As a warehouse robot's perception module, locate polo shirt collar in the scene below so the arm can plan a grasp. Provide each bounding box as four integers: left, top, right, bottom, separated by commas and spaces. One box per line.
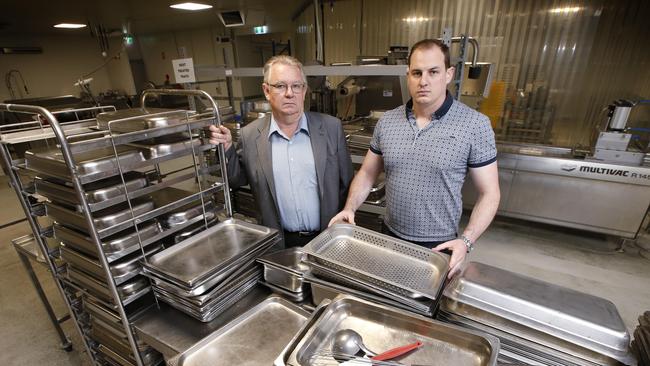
269, 113, 309, 140
405, 89, 453, 122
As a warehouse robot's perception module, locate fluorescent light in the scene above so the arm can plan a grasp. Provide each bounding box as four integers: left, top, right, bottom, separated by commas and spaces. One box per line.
170, 2, 213, 11
549, 6, 581, 14
401, 16, 431, 22
53, 23, 87, 29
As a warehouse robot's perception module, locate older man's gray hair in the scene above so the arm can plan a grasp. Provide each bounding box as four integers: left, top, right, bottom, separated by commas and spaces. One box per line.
263, 55, 307, 84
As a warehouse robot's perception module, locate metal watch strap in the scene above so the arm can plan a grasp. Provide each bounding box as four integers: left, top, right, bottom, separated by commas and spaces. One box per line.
460, 235, 474, 252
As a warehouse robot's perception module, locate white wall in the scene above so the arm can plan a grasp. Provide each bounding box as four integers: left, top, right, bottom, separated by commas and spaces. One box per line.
0, 34, 135, 101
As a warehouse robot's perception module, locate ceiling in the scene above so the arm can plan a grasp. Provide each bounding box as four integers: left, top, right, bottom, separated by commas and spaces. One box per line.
0, 0, 309, 36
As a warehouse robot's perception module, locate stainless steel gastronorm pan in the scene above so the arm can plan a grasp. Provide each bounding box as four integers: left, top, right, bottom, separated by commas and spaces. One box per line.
288, 295, 499, 366
155, 277, 259, 322
96, 108, 184, 130
307, 274, 433, 317
67, 267, 149, 305
127, 135, 205, 159
257, 247, 309, 293
35, 173, 147, 212
306, 259, 435, 314
437, 310, 625, 366
61, 244, 162, 285
169, 296, 310, 366
303, 224, 449, 300
25, 146, 146, 183
53, 222, 161, 263
46, 200, 154, 233
443, 262, 632, 361
145, 236, 278, 296
143, 218, 278, 288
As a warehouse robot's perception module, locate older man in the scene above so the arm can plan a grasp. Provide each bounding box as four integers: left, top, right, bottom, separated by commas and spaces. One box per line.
330, 39, 501, 277
209, 55, 354, 247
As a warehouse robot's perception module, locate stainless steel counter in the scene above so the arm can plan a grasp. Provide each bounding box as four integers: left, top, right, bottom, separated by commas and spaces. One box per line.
463, 143, 650, 238
134, 285, 272, 360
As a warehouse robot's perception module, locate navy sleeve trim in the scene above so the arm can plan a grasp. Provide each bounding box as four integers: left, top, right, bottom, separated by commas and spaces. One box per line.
468, 156, 497, 168
369, 145, 383, 155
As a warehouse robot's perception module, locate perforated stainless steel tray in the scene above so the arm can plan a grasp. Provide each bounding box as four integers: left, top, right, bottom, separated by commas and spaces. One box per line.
46, 200, 153, 232
287, 295, 499, 366
303, 224, 449, 300
443, 262, 634, 364
53, 222, 162, 263
25, 146, 146, 183
143, 218, 278, 288
306, 260, 434, 314
35, 174, 147, 212
168, 296, 310, 366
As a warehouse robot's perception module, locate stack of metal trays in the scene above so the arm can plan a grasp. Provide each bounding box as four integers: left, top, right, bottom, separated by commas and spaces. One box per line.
167, 296, 310, 366
35, 173, 148, 212
347, 132, 373, 155
84, 295, 162, 366
276, 295, 500, 366
438, 262, 637, 365
257, 248, 310, 302
25, 146, 146, 184
302, 224, 448, 316
127, 134, 205, 159
61, 243, 163, 285
142, 218, 280, 322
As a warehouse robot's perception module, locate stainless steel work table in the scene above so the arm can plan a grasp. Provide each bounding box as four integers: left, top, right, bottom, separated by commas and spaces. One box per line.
133, 285, 272, 360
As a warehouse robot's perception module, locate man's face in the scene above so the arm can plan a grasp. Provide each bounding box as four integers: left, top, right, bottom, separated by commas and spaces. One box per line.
262, 63, 306, 119
407, 46, 454, 107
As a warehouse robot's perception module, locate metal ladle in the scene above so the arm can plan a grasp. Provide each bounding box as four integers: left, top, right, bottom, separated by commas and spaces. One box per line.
332, 329, 377, 357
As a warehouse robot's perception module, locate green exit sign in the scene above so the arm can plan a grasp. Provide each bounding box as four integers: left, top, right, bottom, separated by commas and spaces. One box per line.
254, 26, 268, 34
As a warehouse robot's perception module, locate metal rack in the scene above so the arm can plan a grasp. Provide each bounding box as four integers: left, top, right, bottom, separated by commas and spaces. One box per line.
0, 89, 232, 366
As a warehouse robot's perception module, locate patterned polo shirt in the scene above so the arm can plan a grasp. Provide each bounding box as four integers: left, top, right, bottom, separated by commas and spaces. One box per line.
369, 92, 497, 242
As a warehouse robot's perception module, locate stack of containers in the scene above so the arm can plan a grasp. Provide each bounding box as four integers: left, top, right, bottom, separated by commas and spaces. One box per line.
25, 146, 166, 366
142, 219, 280, 322
257, 247, 311, 302
302, 224, 449, 317
438, 262, 637, 365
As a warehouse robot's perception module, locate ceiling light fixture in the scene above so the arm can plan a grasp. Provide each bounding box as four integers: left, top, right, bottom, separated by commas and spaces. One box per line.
53, 23, 87, 29
549, 6, 581, 14
170, 2, 213, 11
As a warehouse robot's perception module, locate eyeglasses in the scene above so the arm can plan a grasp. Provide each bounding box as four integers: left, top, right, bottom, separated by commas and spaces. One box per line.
267, 82, 307, 94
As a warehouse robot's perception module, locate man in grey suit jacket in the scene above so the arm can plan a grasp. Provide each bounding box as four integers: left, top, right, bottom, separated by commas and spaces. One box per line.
209, 55, 354, 247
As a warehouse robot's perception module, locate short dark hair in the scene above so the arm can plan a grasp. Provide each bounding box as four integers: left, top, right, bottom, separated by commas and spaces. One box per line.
408, 39, 451, 69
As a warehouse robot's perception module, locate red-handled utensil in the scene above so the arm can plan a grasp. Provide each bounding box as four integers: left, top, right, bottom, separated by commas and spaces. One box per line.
370, 341, 423, 361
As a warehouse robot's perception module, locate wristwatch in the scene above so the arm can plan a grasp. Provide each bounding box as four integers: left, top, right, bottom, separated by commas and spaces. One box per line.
460, 235, 474, 253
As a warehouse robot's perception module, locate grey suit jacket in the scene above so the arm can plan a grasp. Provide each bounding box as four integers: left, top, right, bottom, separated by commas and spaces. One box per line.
225, 112, 354, 231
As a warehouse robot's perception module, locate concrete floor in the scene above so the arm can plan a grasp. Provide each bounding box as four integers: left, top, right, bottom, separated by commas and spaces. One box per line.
0, 175, 648, 365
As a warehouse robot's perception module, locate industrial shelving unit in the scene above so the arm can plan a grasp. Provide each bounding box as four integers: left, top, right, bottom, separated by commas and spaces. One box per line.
0, 89, 231, 366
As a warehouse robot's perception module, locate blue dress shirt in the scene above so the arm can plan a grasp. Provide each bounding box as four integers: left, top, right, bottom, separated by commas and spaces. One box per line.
269, 114, 320, 232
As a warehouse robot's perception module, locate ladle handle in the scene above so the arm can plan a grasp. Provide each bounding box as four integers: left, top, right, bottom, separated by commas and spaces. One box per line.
371, 341, 423, 361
